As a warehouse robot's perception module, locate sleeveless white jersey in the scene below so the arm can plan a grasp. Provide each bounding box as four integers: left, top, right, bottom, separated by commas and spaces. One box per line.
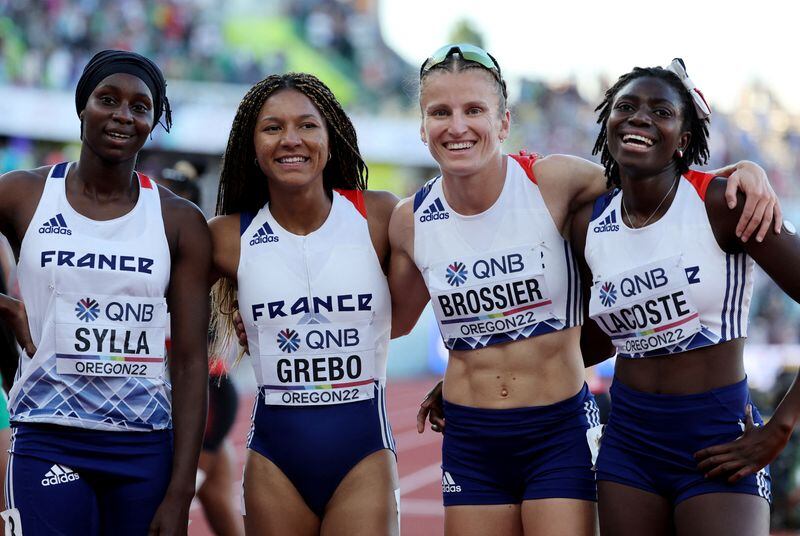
412, 154, 581, 351
237, 190, 391, 407
585, 171, 754, 359
11, 162, 172, 431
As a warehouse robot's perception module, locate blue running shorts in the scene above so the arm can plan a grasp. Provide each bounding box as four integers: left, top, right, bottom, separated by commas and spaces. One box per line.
441, 383, 601, 506
4, 423, 173, 535
596, 378, 771, 505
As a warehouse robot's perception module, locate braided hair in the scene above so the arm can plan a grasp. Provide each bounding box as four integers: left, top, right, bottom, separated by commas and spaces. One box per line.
211, 72, 368, 361
592, 66, 710, 188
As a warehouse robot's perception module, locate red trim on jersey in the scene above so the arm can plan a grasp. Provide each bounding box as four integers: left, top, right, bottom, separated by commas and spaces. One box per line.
509, 151, 540, 184
684, 170, 715, 201
335, 189, 367, 218
138, 173, 153, 189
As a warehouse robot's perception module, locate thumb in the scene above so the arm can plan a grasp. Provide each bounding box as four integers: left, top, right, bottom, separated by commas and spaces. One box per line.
724, 176, 739, 209
744, 404, 756, 431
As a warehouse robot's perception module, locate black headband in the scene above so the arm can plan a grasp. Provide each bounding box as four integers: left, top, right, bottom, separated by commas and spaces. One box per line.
75, 49, 172, 132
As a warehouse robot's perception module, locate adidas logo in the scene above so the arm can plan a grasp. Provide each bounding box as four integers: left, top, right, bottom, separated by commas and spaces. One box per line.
38, 213, 72, 235
249, 221, 279, 246
441, 471, 461, 493
418, 198, 450, 222
593, 210, 619, 233
41, 464, 80, 487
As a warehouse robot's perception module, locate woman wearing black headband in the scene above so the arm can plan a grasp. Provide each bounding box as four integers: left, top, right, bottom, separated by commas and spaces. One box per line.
390, 44, 781, 536
0, 50, 209, 535
570, 60, 800, 536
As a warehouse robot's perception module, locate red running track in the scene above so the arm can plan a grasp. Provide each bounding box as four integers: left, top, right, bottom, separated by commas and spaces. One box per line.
188, 378, 445, 535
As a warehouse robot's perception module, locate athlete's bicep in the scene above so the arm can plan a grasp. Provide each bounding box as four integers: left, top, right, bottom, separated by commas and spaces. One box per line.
208, 214, 240, 283
570, 202, 614, 367
388, 200, 429, 338
168, 204, 212, 362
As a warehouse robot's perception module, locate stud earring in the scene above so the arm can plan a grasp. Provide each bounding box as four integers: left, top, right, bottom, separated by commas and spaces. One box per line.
676, 148, 684, 158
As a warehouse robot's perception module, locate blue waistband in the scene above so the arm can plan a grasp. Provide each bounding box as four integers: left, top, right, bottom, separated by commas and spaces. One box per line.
442, 383, 592, 428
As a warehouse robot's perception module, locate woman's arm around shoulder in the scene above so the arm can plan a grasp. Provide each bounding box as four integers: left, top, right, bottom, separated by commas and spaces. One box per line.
388, 196, 430, 338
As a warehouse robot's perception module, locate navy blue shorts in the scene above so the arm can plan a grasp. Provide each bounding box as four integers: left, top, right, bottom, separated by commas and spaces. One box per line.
441, 383, 601, 506
596, 378, 771, 505
247, 382, 395, 517
4, 423, 173, 535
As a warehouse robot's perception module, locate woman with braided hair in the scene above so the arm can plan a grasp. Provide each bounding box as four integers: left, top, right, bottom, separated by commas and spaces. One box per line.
0, 50, 210, 535
209, 72, 399, 535
570, 59, 800, 535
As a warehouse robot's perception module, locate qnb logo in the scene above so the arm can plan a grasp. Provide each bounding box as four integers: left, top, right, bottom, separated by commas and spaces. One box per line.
441, 471, 461, 493
446, 261, 468, 287
75, 297, 100, 322
277, 328, 301, 353
593, 210, 619, 233
418, 198, 450, 222
599, 281, 617, 307
41, 464, 80, 487
39, 213, 72, 235
250, 221, 279, 246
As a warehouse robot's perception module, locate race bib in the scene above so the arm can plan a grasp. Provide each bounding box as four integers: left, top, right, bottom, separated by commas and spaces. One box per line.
55, 292, 167, 378
256, 321, 375, 406
589, 256, 701, 356
428, 247, 555, 345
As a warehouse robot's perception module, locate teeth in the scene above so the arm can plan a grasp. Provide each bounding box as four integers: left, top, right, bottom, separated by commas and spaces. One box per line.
107, 132, 130, 139
445, 141, 474, 150
277, 156, 307, 163
623, 134, 654, 146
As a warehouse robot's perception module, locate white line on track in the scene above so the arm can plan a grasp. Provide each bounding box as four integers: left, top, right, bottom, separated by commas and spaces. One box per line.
399, 462, 442, 495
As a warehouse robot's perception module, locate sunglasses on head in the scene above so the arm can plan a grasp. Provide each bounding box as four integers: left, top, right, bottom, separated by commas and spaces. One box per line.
419, 43, 503, 79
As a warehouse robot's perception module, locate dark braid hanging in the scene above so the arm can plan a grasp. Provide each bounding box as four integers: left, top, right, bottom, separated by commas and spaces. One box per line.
211, 72, 368, 362
215, 72, 368, 217
592, 66, 711, 188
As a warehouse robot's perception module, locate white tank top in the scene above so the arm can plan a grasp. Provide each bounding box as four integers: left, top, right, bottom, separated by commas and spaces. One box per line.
585, 171, 754, 359
237, 190, 391, 407
12, 162, 172, 431
412, 154, 581, 351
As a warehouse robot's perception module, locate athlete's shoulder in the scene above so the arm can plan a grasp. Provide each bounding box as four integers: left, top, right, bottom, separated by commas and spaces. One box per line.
363, 189, 399, 224
0, 165, 50, 188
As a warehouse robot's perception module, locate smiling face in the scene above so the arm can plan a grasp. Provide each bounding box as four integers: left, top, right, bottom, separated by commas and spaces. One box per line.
253, 88, 330, 191
80, 73, 155, 162
606, 76, 691, 177
419, 69, 510, 178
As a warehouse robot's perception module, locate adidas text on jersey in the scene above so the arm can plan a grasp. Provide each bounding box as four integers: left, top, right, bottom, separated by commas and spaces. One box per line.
250, 221, 279, 246
419, 198, 450, 222
39, 213, 72, 236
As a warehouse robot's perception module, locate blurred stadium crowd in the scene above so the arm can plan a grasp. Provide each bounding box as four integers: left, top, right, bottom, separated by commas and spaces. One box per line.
3, 0, 800, 531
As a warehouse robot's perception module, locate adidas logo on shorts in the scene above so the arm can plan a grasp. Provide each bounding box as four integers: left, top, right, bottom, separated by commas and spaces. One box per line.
250, 221, 279, 246
441, 471, 461, 493
41, 464, 80, 487
39, 213, 72, 235
593, 210, 619, 233
418, 198, 450, 222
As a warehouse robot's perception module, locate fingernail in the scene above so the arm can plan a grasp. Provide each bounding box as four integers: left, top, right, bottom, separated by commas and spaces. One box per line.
728, 202, 735, 209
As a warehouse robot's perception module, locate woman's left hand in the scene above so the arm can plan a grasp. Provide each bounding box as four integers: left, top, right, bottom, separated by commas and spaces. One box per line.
694, 404, 790, 483
712, 160, 782, 243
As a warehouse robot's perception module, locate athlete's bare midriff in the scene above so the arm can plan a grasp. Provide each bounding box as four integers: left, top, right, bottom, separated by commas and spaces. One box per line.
442, 325, 585, 408
614, 338, 747, 395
